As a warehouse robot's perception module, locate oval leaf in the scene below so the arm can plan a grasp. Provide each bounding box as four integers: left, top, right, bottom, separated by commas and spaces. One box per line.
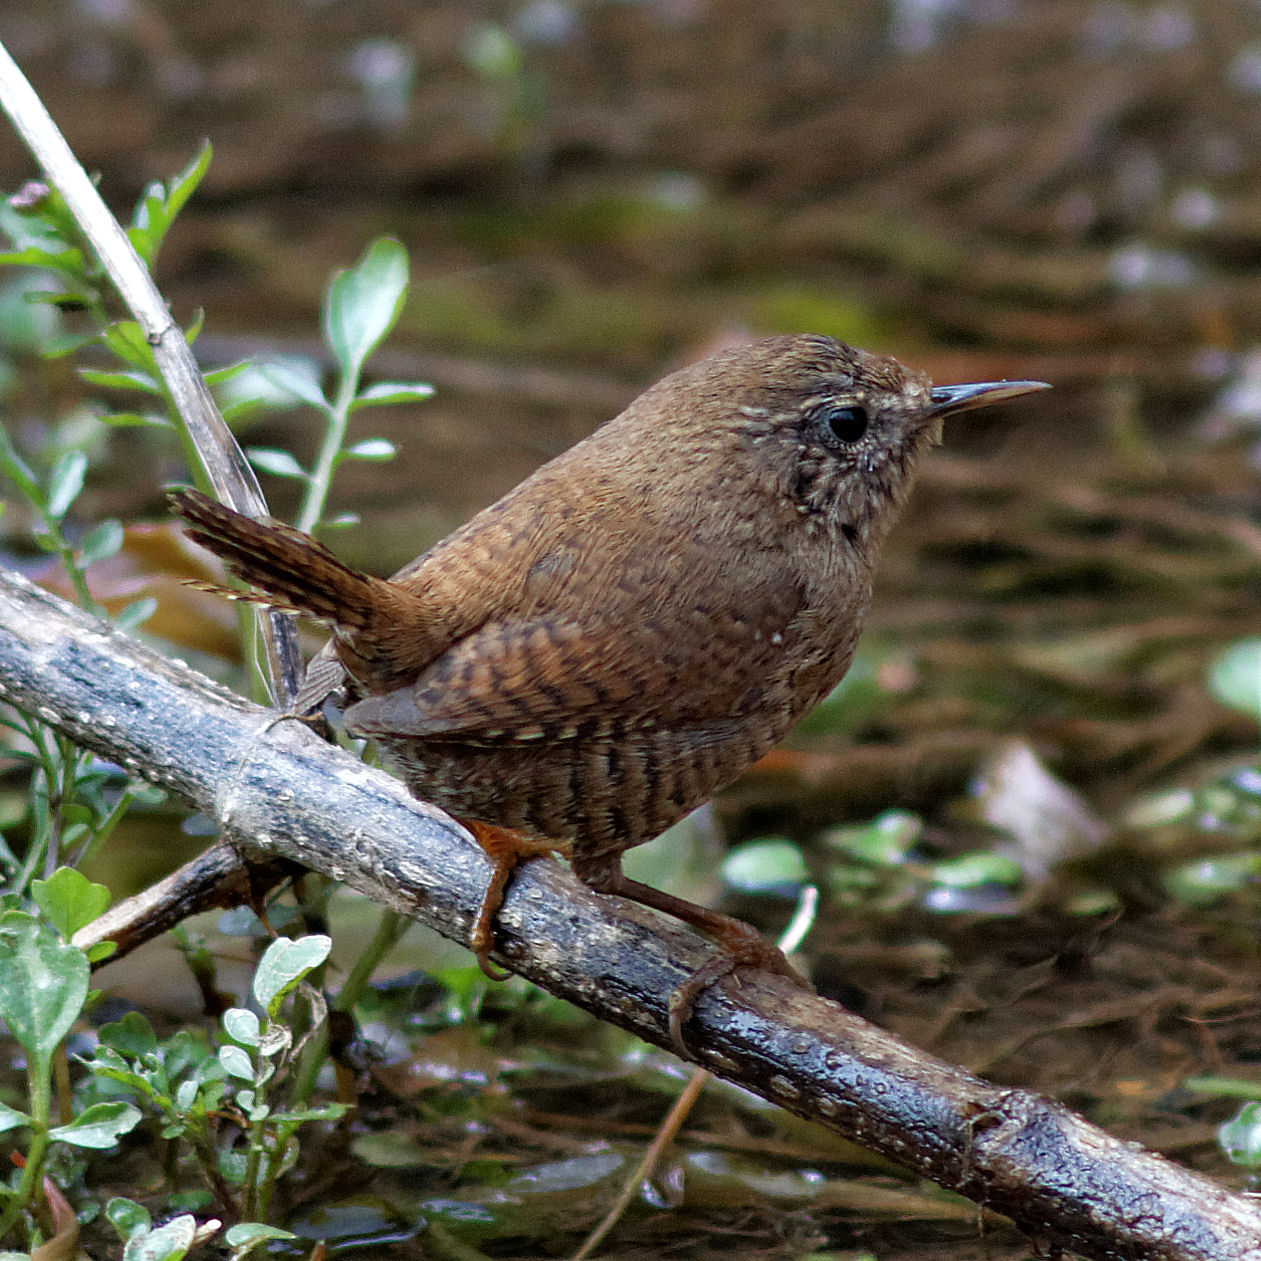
224, 1223, 296, 1247
0, 912, 89, 1063
345, 438, 396, 461
217, 1045, 254, 1082
253, 356, 328, 410
352, 381, 434, 408
122, 1213, 197, 1261
1220, 1101, 1261, 1170
221, 1007, 260, 1047
46, 449, 87, 520
0, 1100, 30, 1134
247, 447, 308, 480
106, 1196, 152, 1241
323, 238, 409, 380
49, 1101, 141, 1149
78, 519, 125, 569
252, 934, 331, 1015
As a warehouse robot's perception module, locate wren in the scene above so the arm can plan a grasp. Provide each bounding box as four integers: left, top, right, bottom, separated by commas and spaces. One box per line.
171, 335, 1046, 1048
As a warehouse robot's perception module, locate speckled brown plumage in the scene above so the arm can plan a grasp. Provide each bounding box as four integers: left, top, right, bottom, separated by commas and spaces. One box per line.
171, 334, 1046, 1049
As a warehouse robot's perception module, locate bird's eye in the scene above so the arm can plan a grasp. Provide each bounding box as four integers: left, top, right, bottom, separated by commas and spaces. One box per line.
819, 404, 869, 444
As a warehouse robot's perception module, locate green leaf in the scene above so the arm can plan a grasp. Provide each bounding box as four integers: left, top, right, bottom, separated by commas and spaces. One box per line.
128, 143, 213, 269
929, 850, 1023, 889
78, 367, 163, 394
0, 244, 85, 277
252, 933, 331, 1016
344, 437, 396, 461
1220, 1101, 1261, 1169
99, 411, 173, 430
217, 1045, 253, 1081
221, 1007, 260, 1047
351, 380, 434, 408
0, 911, 89, 1062
323, 511, 361, 530
99, 1010, 159, 1058
0, 1100, 30, 1134
122, 1213, 197, 1261
89, 1064, 159, 1100
106, 1196, 152, 1242
825, 809, 922, 867
46, 449, 87, 520
163, 143, 214, 227
31, 867, 111, 939
0, 424, 39, 499
102, 321, 159, 374
224, 1222, 295, 1247
49, 1100, 142, 1148
268, 1102, 350, 1124
323, 237, 409, 381
1210, 639, 1261, 726
1165, 853, 1261, 907
219, 1146, 248, 1183
79, 519, 125, 568
118, 597, 158, 630
721, 839, 808, 895
247, 447, 308, 480
202, 359, 251, 387
252, 357, 328, 409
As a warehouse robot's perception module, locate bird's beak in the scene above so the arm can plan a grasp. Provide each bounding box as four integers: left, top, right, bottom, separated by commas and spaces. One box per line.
928, 379, 1050, 417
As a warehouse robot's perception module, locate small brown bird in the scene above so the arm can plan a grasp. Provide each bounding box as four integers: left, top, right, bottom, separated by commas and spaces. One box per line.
171, 335, 1046, 1046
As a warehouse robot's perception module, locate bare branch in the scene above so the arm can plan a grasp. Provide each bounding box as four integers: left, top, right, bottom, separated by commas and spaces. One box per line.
0, 38, 301, 704
0, 568, 1258, 1261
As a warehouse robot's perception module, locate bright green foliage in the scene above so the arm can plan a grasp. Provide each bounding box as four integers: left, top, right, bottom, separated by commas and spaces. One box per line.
32, 866, 110, 941
324, 237, 410, 385
88, 935, 344, 1238
0, 911, 141, 1242
221, 234, 432, 535
127, 143, 213, 270
1218, 1101, 1261, 1171
0, 911, 88, 1070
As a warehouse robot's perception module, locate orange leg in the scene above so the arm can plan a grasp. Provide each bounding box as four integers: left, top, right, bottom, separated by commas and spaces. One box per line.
464, 821, 567, 980
571, 855, 812, 1054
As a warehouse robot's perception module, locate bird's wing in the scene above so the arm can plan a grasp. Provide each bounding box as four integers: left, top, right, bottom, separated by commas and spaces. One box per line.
343, 575, 806, 744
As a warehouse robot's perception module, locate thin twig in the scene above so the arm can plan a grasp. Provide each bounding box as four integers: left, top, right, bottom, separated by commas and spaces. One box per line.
0, 38, 300, 706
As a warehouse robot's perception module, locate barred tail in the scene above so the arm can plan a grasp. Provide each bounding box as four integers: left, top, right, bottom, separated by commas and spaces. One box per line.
168, 487, 384, 630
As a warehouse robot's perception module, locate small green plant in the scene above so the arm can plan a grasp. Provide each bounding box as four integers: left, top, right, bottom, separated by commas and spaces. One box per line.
0, 870, 138, 1245
1173, 639, 1261, 1177
90, 934, 343, 1242
225, 235, 432, 536
0, 145, 430, 1250
0, 876, 343, 1254
821, 809, 1022, 912
1129, 639, 1261, 907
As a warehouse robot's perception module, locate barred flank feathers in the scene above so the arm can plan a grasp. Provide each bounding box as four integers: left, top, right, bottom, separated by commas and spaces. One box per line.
168, 488, 381, 630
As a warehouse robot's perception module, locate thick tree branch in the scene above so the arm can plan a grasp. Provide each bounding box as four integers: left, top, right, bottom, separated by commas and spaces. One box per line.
0, 567, 1258, 1261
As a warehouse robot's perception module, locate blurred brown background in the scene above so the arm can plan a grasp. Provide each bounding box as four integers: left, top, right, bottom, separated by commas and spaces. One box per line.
3, 0, 1258, 564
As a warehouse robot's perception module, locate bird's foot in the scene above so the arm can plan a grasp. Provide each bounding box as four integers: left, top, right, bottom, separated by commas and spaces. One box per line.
464, 820, 566, 980
667, 915, 812, 1054
569, 862, 812, 1057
